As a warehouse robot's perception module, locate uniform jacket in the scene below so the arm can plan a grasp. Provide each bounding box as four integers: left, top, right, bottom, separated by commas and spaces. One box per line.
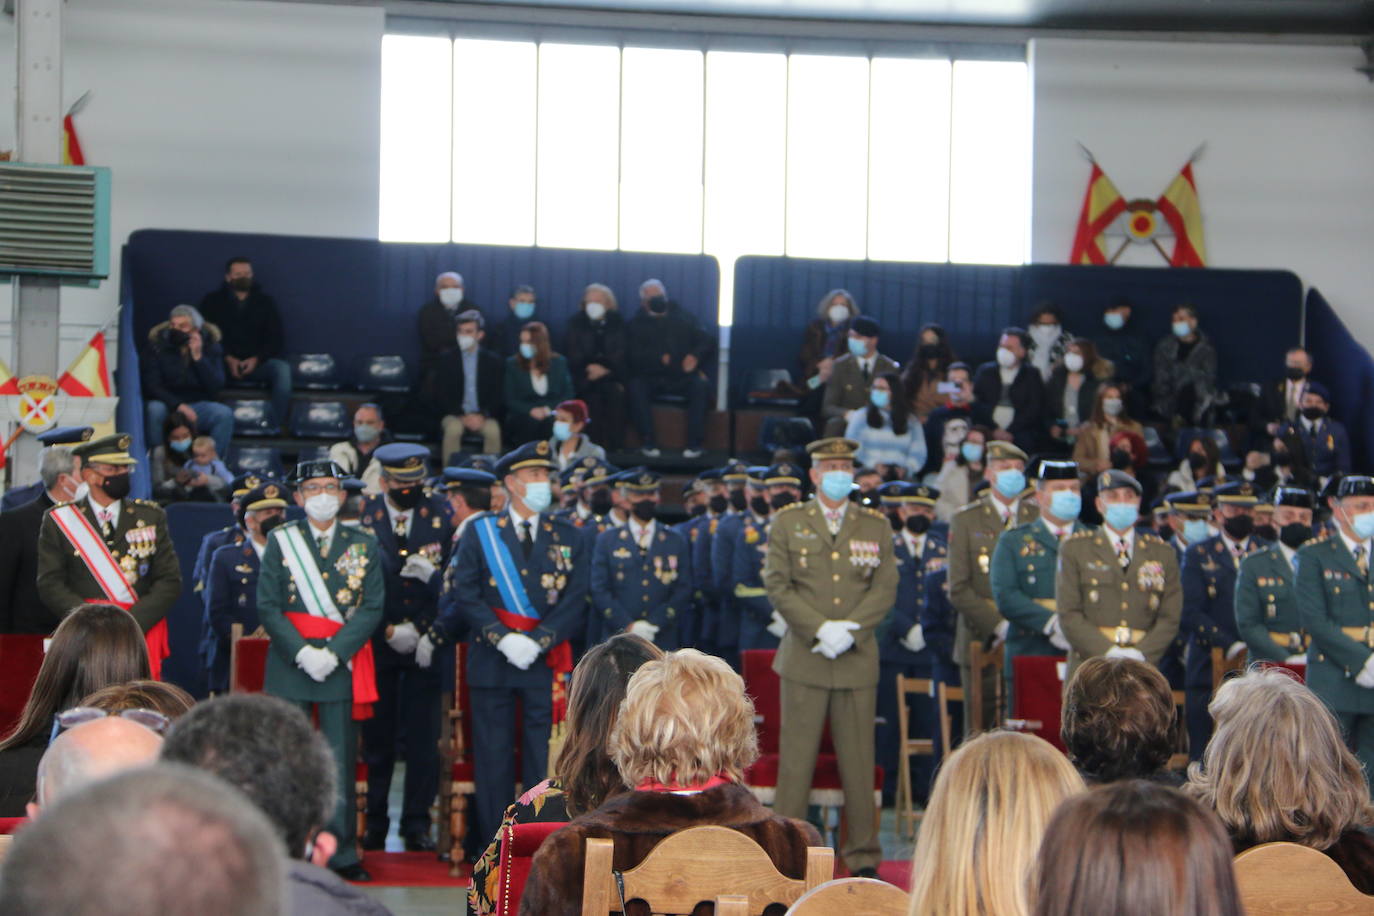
918, 566, 956, 672
1181, 535, 1268, 667
729, 512, 779, 652
0, 481, 42, 513
256, 519, 384, 703
590, 522, 692, 650
1296, 536, 1374, 715
991, 518, 1089, 660
36, 497, 182, 632
202, 540, 264, 693
706, 511, 744, 650
0, 492, 61, 633
947, 493, 1039, 665
1235, 543, 1304, 663
879, 531, 947, 666
821, 353, 900, 424
681, 512, 725, 646
193, 524, 243, 592
360, 493, 455, 637
762, 499, 899, 689
1284, 416, 1352, 479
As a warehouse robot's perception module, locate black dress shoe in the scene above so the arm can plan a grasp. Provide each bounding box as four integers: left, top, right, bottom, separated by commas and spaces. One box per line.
403, 832, 437, 852
332, 864, 372, 883
361, 831, 388, 851
855, 867, 878, 879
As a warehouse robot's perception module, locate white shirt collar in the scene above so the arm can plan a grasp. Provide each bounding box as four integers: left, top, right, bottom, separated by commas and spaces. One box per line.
1338, 527, 1370, 562
1278, 541, 1297, 566
821, 499, 848, 520
509, 505, 539, 543
1041, 517, 1070, 539
310, 520, 337, 545
1109, 526, 1136, 551
630, 518, 656, 542
250, 537, 267, 560
384, 499, 412, 526
904, 531, 925, 556
88, 495, 120, 528
1221, 533, 1251, 555
575, 502, 592, 519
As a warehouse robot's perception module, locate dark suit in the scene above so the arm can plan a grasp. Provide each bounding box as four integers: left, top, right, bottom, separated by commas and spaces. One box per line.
0, 482, 43, 513
589, 522, 692, 650
416, 297, 485, 380
972, 362, 1045, 452
0, 492, 59, 633
201, 540, 263, 693
1249, 377, 1306, 440
821, 353, 900, 437
1285, 417, 1352, 479
565, 311, 629, 450
428, 345, 505, 421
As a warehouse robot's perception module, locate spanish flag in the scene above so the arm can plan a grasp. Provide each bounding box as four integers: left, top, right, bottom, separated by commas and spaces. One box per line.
1156, 161, 1206, 267
57, 331, 112, 398
0, 358, 17, 470
62, 92, 89, 167
1069, 163, 1127, 265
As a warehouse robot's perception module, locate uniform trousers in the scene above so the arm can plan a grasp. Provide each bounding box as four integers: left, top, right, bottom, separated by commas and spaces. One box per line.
1333, 711, 1374, 787
469, 683, 552, 845
290, 699, 360, 868
361, 649, 441, 838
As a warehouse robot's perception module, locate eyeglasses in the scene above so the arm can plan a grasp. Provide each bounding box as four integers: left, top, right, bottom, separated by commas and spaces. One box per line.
300, 482, 341, 496
51, 706, 171, 741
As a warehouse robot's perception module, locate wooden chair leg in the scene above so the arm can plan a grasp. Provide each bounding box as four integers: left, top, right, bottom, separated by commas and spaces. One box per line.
448, 789, 468, 878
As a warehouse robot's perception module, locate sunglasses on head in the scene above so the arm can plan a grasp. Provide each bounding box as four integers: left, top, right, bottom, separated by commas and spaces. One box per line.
50, 706, 171, 743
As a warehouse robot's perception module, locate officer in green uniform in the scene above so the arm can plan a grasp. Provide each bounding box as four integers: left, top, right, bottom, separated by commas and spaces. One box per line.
1235, 486, 1314, 664
762, 437, 898, 877
1056, 469, 1181, 679
990, 460, 1087, 692
947, 440, 1038, 730
1296, 475, 1374, 778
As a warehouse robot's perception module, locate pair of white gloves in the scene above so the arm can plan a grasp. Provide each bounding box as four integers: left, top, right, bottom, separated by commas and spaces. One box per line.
811, 620, 861, 659
496, 632, 542, 670
399, 553, 438, 584
1042, 615, 1071, 652
1356, 654, 1374, 689
295, 645, 340, 682
628, 620, 661, 643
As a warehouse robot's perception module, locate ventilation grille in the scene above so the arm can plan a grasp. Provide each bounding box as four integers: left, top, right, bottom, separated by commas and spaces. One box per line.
0, 162, 110, 280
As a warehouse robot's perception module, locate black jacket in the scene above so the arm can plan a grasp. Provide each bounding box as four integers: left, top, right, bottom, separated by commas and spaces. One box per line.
565, 311, 628, 384
1095, 324, 1151, 390
972, 361, 1045, 450
1043, 368, 1101, 428
625, 306, 714, 380
141, 321, 226, 409
416, 297, 487, 378
197, 284, 284, 362
0, 491, 61, 634
427, 345, 505, 420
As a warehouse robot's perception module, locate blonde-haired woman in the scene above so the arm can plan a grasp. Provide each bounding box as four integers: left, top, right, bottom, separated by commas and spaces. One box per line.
908, 731, 1085, 916
1183, 667, 1374, 892
519, 649, 820, 916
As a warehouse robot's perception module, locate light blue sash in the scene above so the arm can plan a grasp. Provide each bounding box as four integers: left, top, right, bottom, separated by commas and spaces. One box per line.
474, 514, 539, 620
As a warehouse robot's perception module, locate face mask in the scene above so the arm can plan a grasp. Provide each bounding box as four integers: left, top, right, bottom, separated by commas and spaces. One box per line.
918, 343, 942, 361
770, 492, 796, 511
164, 327, 189, 348
708, 494, 729, 515
229, 277, 252, 292
258, 514, 283, 539
1111, 450, 1134, 471
169, 438, 192, 453
820, 471, 853, 502
904, 514, 932, 535
847, 337, 868, 358
590, 490, 615, 516
1279, 522, 1312, 549
514, 301, 536, 320
1157, 522, 1174, 542
1063, 353, 1085, 373
729, 489, 748, 512
994, 469, 1026, 499
1301, 406, 1326, 421
1104, 502, 1139, 532
689, 503, 707, 518
995, 347, 1018, 369
101, 473, 132, 501
1347, 509, 1374, 540
1031, 324, 1060, 342
1049, 490, 1082, 521
389, 486, 422, 510
1222, 514, 1254, 541
1183, 519, 1211, 544
1103, 398, 1124, 417
1187, 452, 1208, 471
1172, 320, 1193, 339
552, 421, 572, 442
1285, 366, 1306, 381
828, 304, 850, 325
1255, 524, 1278, 542
646, 296, 668, 315
520, 481, 552, 513
870, 389, 890, 409
961, 442, 984, 464
304, 492, 341, 523
457, 334, 477, 352
631, 500, 657, 522
749, 495, 771, 516
354, 423, 380, 444
1103, 312, 1125, 330
73, 481, 90, 502
585, 302, 606, 321
438, 288, 463, 308
519, 343, 537, 361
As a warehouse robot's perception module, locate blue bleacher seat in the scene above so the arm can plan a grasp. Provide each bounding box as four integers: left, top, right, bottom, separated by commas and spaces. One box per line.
227, 445, 284, 480
295, 445, 333, 465
358, 355, 411, 393
291, 353, 343, 390
290, 400, 349, 439
231, 399, 277, 437
1142, 426, 1172, 468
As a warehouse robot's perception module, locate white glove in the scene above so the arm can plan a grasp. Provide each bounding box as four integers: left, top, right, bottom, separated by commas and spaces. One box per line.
900, 623, 926, 654
766, 611, 788, 639
1283, 654, 1307, 665
295, 645, 339, 682
992, 619, 1010, 647
628, 620, 661, 643
399, 553, 438, 584
386, 622, 420, 654
811, 641, 840, 660
815, 620, 861, 656
497, 632, 541, 670
1044, 615, 1071, 652
1225, 641, 1247, 661
415, 634, 435, 669
1356, 654, 1374, 689
1104, 647, 1147, 662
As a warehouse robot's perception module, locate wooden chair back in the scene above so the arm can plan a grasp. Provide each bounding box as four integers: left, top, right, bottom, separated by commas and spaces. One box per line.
937, 682, 962, 760
967, 640, 1003, 733
894, 675, 936, 839
0, 834, 11, 866
579, 825, 834, 915
1167, 689, 1190, 771
714, 896, 750, 916
784, 877, 910, 915
1234, 841, 1373, 914
1211, 645, 1247, 693
440, 642, 477, 876
228, 622, 270, 693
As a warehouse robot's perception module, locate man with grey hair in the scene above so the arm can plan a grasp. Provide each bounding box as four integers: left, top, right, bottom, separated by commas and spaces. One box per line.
26, 716, 164, 818
418, 270, 480, 383
430, 308, 505, 459
627, 278, 714, 459
0, 764, 287, 916
141, 302, 234, 456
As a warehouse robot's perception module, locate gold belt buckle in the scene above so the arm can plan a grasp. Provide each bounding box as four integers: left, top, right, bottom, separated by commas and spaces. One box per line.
1114, 625, 1134, 648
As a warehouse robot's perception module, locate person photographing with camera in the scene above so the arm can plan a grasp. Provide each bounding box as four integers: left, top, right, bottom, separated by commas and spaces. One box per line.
140, 304, 234, 458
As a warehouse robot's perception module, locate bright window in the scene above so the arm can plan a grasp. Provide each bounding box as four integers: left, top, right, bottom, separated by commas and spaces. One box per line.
948, 60, 1031, 265
379, 35, 453, 243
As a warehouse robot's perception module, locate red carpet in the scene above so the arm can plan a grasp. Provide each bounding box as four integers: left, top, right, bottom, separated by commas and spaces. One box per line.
357, 852, 472, 888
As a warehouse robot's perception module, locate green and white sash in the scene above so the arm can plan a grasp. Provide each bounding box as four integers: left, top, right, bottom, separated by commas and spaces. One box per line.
274, 524, 344, 624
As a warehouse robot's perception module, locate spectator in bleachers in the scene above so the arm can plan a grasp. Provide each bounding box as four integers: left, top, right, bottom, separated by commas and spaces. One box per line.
1072, 384, 1145, 476
934, 424, 990, 521
1033, 781, 1243, 916
845, 372, 927, 479
637, 278, 698, 327
416, 270, 472, 382
565, 283, 628, 452
151, 413, 227, 503
188, 436, 233, 489
1044, 338, 1113, 456
142, 305, 234, 458
626, 289, 714, 459
1265, 429, 1316, 490
907, 730, 1084, 916
797, 288, 859, 423
505, 321, 574, 446
489, 284, 540, 357
1061, 657, 1177, 785
1026, 303, 1074, 382
1095, 297, 1152, 409
924, 362, 991, 471
550, 399, 605, 472
1281, 381, 1351, 481
431, 309, 505, 461
901, 323, 956, 422
1166, 434, 1226, 493
329, 403, 388, 495
1250, 346, 1312, 441
821, 316, 898, 438
1152, 303, 1219, 426
973, 327, 1045, 453
198, 257, 291, 434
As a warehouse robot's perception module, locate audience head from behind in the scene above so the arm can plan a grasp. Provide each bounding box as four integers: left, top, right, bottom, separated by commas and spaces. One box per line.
1033, 780, 1242, 916
1061, 656, 1175, 784
554, 633, 664, 816
80, 679, 196, 720
581, 282, 618, 322
435, 270, 464, 310
0, 764, 286, 916
30, 714, 164, 817
510, 283, 537, 321
907, 731, 1084, 916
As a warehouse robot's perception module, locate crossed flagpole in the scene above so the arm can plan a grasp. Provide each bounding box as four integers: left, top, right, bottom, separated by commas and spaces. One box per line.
1071, 143, 1207, 267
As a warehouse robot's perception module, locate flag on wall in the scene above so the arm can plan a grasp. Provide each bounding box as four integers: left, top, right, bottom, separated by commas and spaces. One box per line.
1069, 162, 1127, 265
1156, 160, 1206, 267
57, 330, 113, 398
0, 359, 16, 470
61, 91, 91, 166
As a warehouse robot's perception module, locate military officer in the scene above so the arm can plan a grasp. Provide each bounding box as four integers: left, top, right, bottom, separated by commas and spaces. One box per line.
1056, 470, 1181, 680
590, 468, 693, 650
200, 480, 287, 693
990, 460, 1086, 693
947, 440, 1038, 730
358, 443, 455, 853
685, 467, 730, 655
1180, 480, 1268, 758
1296, 475, 1374, 777
191, 473, 259, 593
36, 433, 182, 677
423, 440, 589, 847
1236, 486, 1314, 665
763, 437, 898, 878
730, 463, 805, 653
1157, 489, 1215, 690
705, 459, 752, 662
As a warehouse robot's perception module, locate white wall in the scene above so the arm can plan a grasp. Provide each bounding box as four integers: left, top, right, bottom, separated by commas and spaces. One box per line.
1029, 37, 1374, 350
0, 0, 383, 368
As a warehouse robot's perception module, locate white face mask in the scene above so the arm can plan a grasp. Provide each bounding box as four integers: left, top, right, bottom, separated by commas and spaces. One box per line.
585, 302, 606, 321
438, 288, 463, 308
996, 347, 1019, 369
304, 493, 341, 523
73, 481, 90, 502
457, 334, 477, 352
1030, 324, 1060, 343
1063, 352, 1085, 373
828, 304, 850, 325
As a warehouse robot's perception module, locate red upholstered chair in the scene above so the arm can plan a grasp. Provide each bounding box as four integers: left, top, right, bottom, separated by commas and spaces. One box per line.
1010, 655, 1066, 752
0, 635, 47, 739
494, 820, 565, 915
440, 643, 478, 876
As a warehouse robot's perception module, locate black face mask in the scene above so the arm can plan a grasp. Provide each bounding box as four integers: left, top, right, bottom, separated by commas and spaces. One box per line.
918, 344, 943, 362
1272, 448, 1292, 467
590, 490, 615, 517
229, 277, 252, 292
1285, 366, 1306, 381
689, 503, 707, 518
163, 327, 189, 348
1110, 449, 1134, 470
101, 473, 132, 500
749, 495, 771, 517
888, 513, 903, 532
1187, 452, 1208, 471
1254, 524, 1278, 542
729, 489, 748, 512
769, 492, 796, 511
905, 514, 932, 535
1222, 514, 1255, 541
1301, 406, 1326, 422
389, 486, 422, 510
258, 514, 284, 538
1279, 522, 1312, 549
708, 494, 729, 515
646, 296, 668, 315
631, 500, 657, 522
1156, 522, 1174, 542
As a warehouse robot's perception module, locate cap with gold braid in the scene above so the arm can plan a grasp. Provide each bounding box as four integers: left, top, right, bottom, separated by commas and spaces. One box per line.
805, 437, 860, 463
494, 440, 556, 478
878, 480, 939, 505
985, 440, 1029, 463
242, 481, 288, 513
765, 462, 803, 487
71, 433, 137, 466
374, 442, 430, 484
619, 467, 662, 492
229, 473, 263, 499
1214, 481, 1259, 506
36, 426, 94, 447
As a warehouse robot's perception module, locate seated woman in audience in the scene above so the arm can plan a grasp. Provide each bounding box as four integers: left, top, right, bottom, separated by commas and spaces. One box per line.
79, 680, 196, 720
1044, 338, 1112, 457
796, 289, 859, 422
1071, 383, 1144, 475
565, 283, 628, 452
151, 412, 225, 504
1183, 667, 1374, 893
1166, 434, 1225, 492
505, 321, 574, 446
901, 323, 956, 422
934, 424, 990, 521
548, 399, 605, 472
0, 604, 150, 816
845, 372, 928, 480
908, 730, 1083, 916
520, 649, 821, 916
1034, 780, 1243, 916
1061, 657, 1178, 785
468, 634, 661, 916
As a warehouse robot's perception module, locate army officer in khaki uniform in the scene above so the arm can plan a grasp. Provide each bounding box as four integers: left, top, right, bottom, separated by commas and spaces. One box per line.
762, 437, 898, 877
1057, 469, 1181, 678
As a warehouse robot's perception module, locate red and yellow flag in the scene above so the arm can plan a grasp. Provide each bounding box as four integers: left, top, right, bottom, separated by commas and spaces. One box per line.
1156, 161, 1206, 267
57, 331, 112, 398
1069, 163, 1127, 265
0, 356, 18, 396
62, 113, 85, 166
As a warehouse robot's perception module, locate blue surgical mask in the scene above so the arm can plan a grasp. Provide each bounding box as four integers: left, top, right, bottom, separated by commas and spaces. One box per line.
519, 342, 536, 360
1049, 490, 1082, 521
847, 337, 868, 358
869, 389, 890, 409
354, 423, 380, 444
514, 301, 536, 320
1350, 510, 1374, 541
169, 438, 192, 453
1172, 320, 1193, 339
995, 469, 1026, 499
961, 442, 984, 464
1183, 519, 1210, 544
820, 471, 853, 502
521, 480, 552, 513
1104, 502, 1140, 531
552, 420, 572, 442
1103, 312, 1125, 331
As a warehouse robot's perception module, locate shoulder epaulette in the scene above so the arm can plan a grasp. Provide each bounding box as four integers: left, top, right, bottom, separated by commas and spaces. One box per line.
953, 499, 983, 517
1066, 529, 1096, 541
861, 506, 887, 521
51, 500, 74, 508
1138, 531, 1161, 546
132, 498, 158, 507
776, 501, 807, 516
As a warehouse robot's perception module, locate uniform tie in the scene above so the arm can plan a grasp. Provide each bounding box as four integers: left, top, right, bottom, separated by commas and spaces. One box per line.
316, 532, 330, 557
1356, 544, 1368, 579
824, 508, 843, 536
1116, 538, 1131, 572
1290, 553, 1300, 576
519, 520, 533, 560
394, 513, 409, 539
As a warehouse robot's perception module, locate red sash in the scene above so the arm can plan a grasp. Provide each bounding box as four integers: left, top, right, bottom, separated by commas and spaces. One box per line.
494, 607, 573, 723
285, 612, 379, 720
85, 599, 169, 681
